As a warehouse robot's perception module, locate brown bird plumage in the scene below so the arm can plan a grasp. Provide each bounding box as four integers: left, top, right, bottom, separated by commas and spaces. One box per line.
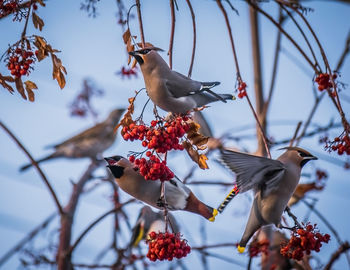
20, 108, 125, 171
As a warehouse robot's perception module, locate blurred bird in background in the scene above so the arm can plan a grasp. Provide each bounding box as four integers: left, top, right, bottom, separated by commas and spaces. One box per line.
129, 206, 179, 248
104, 156, 218, 221
129, 47, 234, 114
219, 147, 317, 253
20, 108, 125, 171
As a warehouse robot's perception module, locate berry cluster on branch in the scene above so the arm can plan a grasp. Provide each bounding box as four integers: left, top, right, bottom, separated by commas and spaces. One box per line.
146, 231, 191, 261
280, 223, 330, 260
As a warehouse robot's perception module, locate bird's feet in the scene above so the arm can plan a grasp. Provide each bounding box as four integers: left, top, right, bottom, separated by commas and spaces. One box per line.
157, 196, 168, 208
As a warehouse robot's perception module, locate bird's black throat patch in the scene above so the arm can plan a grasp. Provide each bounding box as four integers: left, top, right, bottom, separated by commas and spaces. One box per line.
108, 165, 124, 178
300, 159, 310, 168
133, 55, 144, 65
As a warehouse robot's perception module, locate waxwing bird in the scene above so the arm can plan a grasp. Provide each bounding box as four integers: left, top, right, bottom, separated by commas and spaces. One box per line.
129, 47, 234, 114
104, 156, 218, 221
20, 108, 125, 171
129, 206, 179, 248
219, 147, 317, 253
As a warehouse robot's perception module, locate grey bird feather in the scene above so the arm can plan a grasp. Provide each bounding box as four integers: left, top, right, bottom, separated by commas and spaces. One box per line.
105, 156, 218, 221
129, 47, 234, 113
20, 108, 125, 171
219, 147, 317, 252
129, 206, 179, 248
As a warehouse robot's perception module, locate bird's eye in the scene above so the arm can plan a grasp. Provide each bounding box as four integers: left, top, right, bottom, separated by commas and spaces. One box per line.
141, 49, 150, 54
298, 151, 308, 157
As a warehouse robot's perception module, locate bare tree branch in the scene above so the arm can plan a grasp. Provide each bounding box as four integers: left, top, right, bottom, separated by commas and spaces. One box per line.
0, 121, 64, 215
168, 0, 176, 69
185, 0, 196, 78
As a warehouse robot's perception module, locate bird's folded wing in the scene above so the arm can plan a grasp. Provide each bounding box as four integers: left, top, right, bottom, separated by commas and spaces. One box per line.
54, 122, 106, 148
165, 71, 201, 98
220, 149, 285, 195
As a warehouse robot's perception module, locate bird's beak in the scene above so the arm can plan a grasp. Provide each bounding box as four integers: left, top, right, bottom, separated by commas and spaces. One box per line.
104, 156, 123, 166
306, 156, 318, 160
128, 51, 137, 56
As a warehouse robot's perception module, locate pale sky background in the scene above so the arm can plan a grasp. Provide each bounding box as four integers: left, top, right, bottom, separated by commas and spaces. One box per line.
0, 0, 350, 269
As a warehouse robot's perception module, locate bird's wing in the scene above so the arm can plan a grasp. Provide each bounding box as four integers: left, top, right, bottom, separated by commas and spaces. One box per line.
129, 211, 145, 247
54, 122, 108, 148
165, 71, 201, 98
220, 149, 285, 195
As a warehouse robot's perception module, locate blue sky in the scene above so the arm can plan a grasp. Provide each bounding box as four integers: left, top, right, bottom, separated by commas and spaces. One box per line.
1, 0, 350, 269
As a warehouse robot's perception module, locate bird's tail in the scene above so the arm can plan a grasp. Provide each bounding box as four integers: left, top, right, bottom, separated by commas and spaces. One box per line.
217, 185, 239, 213
185, 192, 218, 222
200, 82, 235, 103
19, 154, 57, 172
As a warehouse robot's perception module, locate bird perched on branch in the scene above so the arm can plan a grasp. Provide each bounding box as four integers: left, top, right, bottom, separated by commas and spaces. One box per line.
104, 155, 218, 221
129, 206, 179, 248
20, 108, 125, 171
129, 46, 234, 114
219, 147, 317, 253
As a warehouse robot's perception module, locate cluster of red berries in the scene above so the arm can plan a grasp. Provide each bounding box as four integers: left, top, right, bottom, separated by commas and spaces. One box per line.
237, 82, 247, 99
315, 169, 328, 181
129, 155, 174, 181
122, 116, 190, 181
326, 133, 350, 156
7, 47, 36, 78
248, 239, 269, 257
280, 224, 330, 260
146, 232, 191, 261
315, 73, 337, 92
0, 0, 18, 18
118, 66, 138, 79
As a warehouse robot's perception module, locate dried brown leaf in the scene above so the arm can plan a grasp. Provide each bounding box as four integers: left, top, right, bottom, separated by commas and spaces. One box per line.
198, 154, 209, 169
32, 12, 44, 31
131, 58, 138, 69
51, 54, 66, 89
114, 97, 136, 133
36, 0, 46, 7
15, 77, 26, 100
24, 80, 37, 102
123, 28, 131, 44
0, 73, 15, 93
183, 141, 200, 163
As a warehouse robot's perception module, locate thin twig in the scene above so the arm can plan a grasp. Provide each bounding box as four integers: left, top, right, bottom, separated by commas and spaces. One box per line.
278, 3, 320, 70
135, 0, 145, 48
0, 213, 56, 267
324, 242, 350, 270
289, 121, 302, 147
249, 5, 270, 158
335, 30, 350, 72
21, 0, 32, 39
168, 0, 176, 69
0, 121, 64, 215
245, 95, 271, 158
281, 1, 347, 127
216, 0, 242, 79
217, 0, 271, 158
192, 243, 237, 250
185, 0, 196, 77
263, 7, 285, 117
295, 92, 324, 146
69, 199, 135, 253
247, 0, 316, 72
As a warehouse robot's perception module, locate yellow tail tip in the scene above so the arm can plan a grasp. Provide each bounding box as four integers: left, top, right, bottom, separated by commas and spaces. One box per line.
237, 245, 245, 253
208, 208, 218, 222
232, 96, 236, 100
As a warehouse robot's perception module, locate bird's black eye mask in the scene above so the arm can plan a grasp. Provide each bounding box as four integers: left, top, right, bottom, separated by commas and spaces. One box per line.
133, 54, 144, 65
107, 165, 124, 178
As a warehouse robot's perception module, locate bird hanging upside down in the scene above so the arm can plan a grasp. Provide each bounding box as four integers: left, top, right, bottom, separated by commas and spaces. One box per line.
105, 155, 218, 221
219, 147, 317, 253
129, 46, 234, 114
